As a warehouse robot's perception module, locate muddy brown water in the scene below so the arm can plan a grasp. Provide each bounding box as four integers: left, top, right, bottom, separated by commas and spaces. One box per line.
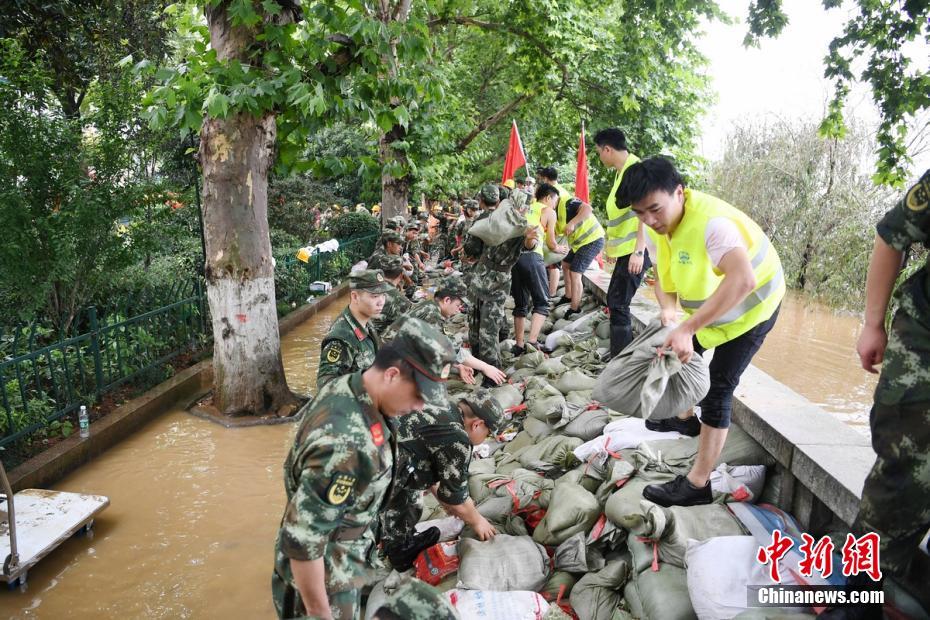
0, 290, 875, 617
0, 301, 346, 619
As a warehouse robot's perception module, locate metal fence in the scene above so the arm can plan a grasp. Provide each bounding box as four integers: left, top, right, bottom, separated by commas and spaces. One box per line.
0, 234, 376, 450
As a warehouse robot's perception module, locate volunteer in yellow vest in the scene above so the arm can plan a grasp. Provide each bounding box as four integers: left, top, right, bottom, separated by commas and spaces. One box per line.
536, 166, 605, 318
535, 167, 571, 297
594, 128, 651, 357
619, 157, 785, 507
509, 185, 564, 354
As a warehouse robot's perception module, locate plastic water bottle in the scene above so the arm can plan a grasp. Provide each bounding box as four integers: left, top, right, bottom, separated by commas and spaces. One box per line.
79, 405, 89, 439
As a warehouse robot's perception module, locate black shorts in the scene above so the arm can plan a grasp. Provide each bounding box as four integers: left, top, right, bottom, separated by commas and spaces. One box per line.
564, 237, 605, 273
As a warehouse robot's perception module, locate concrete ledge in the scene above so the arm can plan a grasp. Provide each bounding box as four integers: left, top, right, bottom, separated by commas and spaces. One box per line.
7, 285, 350, 492
583, 266, 875, 528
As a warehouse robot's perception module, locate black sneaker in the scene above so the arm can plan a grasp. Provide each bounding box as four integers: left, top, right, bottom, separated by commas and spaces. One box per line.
645, 415, 701, 437
563, 308, 580, 320
642, 475, 712, 507
511, 344, 526, 356
386, 526, 441, 571
554, 296, 571, 306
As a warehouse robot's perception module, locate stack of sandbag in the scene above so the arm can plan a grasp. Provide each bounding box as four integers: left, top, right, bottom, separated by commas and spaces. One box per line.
457, 534, 552, 591
593, 319, 710, 420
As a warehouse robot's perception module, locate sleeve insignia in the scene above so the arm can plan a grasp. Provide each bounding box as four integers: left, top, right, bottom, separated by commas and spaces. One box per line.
325, 342, 343, 364
905, 176, 928, 212
325, 473, 356, 505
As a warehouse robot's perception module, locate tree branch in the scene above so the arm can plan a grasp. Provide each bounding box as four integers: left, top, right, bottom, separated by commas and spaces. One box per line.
456, 93, 530, 151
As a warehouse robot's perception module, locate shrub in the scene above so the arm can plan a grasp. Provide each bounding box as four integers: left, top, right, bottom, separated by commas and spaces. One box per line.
327, 211, 379, 241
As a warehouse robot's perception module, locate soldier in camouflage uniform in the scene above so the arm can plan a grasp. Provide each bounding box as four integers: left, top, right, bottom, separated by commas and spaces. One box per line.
273, 318, 455, 620
367, 230, 404, 271
371, 256, 411, 335
380, 390, 503, 569
316, 270, 392, 390
463, 185, 537, 382
838, 169, 930, 618
451, 200, 479, 261
370, 576, 458, 620
404, 222, 426, 282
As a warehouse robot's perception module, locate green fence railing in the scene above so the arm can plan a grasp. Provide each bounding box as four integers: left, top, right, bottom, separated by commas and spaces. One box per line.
0, 234, 377, 451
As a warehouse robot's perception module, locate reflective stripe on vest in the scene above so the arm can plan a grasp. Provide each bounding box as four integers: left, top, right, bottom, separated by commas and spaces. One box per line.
557, 200, 605, 252
605, 153, 641, 257
654, 189, 785, 348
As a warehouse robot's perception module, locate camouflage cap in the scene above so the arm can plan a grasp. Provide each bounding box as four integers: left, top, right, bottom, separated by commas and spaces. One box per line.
416, 211, 428, 220
498, 185, 512, 201
462, 199, 479, 211
478, 184, 499, 205
392, 317, 456, 406
380, 254, 404, 274
436, 275, 469, 304
405, 222, 420, 231
382, 230, 404, 245
374, 577, 458, 620
348, 269, 394, 294
461, 389, 503, 435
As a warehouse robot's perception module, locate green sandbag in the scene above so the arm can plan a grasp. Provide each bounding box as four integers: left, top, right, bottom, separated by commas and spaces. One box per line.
515, 349, 545, 369
616, 501, 747, 569
604, 472, 677, 527
541, 571, 578, 600
470, 457, 496, 475
553, 318, 572, 331
468, 471, 499, 504
556, 369, 597, 394
565, 390, 593, 407
623, 578, 645, 619
523, 416, 554, 440
490, 383, 523, 410
631, 439, 697, 476
569, 560, 631, 620
557, 465, 603, 494
594, 458, 637, 506
510, 367, 537, 382
563, 408, 611, 441
513, 435, 583, 470
632, 563, 696, 620
495, 459, 523, 476
533, 482, 601, 546
502, 430, 535, 454
595, 319, 611, 340
526, 382, 567, 423
537, 357, 568, 377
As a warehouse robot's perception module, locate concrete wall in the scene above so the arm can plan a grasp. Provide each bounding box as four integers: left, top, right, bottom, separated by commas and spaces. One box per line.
583, 268, 874, 531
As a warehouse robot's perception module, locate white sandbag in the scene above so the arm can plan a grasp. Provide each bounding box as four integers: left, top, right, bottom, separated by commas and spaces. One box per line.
457, 534, 552, 591
574, 417, 687, 465
445, 589, 550, 620
593, 319, 710, 420
468, 201, 528, 246
416, 516, 465, 542
543, 235, 568, 266
710, 463, 767, 503
686, 536, 801, 620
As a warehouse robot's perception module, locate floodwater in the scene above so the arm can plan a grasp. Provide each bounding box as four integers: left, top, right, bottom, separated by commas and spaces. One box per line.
752, 291, 876, 435
0, 300, 347, 619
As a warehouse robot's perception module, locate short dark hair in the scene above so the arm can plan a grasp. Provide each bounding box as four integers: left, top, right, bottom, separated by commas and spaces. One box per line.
594, 128, 627, 151
372, 609, 403, 620
434, 287, 462, 302
535, 182, 559, 202
371, 341, 415, 381
617, 157, 684, 207
383, 266, 404, 279
536, 166, 558, 182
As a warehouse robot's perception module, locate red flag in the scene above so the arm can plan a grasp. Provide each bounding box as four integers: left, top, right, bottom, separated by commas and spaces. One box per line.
574, 125, 590, 204
501, 120, 527, 184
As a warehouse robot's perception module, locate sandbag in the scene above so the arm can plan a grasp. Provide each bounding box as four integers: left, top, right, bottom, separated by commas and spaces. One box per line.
630, 563, 696, 620
604, 471, 677, 528
515, 350, 545, 369
553, 531, 606, 573
537, 357, 568, 377
502, 430, 535, 454
490, 383, 523, 410
569, 560, 630, 620
510, 435, 582, 472
593, 319, 710, 420
468, 201, 528, 246
532, 482, 601, 546
710, 463, 767, 503
574, 417, 688, 465
523, 416, 555, 440
525, 382, 567, 423
564, 390, 593, 407
445, 589, 550, 620
563, 407, 611, 441
541, 571, 578, 601
510, 367, 537, 383
594, 458, 637, 506
616, 501, 747, 569
457, 534, 551, 591
543, 235, 568, 266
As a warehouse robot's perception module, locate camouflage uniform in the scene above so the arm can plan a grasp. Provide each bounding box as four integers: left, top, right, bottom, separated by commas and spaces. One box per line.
854, 169, 930, 580
316, 271, 392, 390
367, 231, 404, 272
272, 372, 394, 619
404, 225, 424, 283
380, 277, 469, 349
371, 576, 458, 620
380, 391, 502, 550
464, 188, 530, 368
274, 319, 455, 620
372, 286, 411, 336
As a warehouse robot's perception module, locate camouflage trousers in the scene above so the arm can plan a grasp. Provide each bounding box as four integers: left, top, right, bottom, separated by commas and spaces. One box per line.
469, 291, 507, 368
853, 310, 930, 578
379, 486, 423, 550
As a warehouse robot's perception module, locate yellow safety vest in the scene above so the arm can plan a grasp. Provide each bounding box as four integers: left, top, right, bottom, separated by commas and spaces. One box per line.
554, 184, 605, 252
605, 153, 641, 258
526, 201, 546, 257
651, 189, 785, 349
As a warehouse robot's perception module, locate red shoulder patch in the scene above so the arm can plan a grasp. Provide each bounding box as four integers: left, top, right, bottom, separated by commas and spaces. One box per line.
353, 326, 365, 341
370, 422, 384, 446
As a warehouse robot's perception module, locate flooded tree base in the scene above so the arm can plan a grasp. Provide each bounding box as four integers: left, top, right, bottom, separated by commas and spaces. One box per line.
188, 392, 306, 428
